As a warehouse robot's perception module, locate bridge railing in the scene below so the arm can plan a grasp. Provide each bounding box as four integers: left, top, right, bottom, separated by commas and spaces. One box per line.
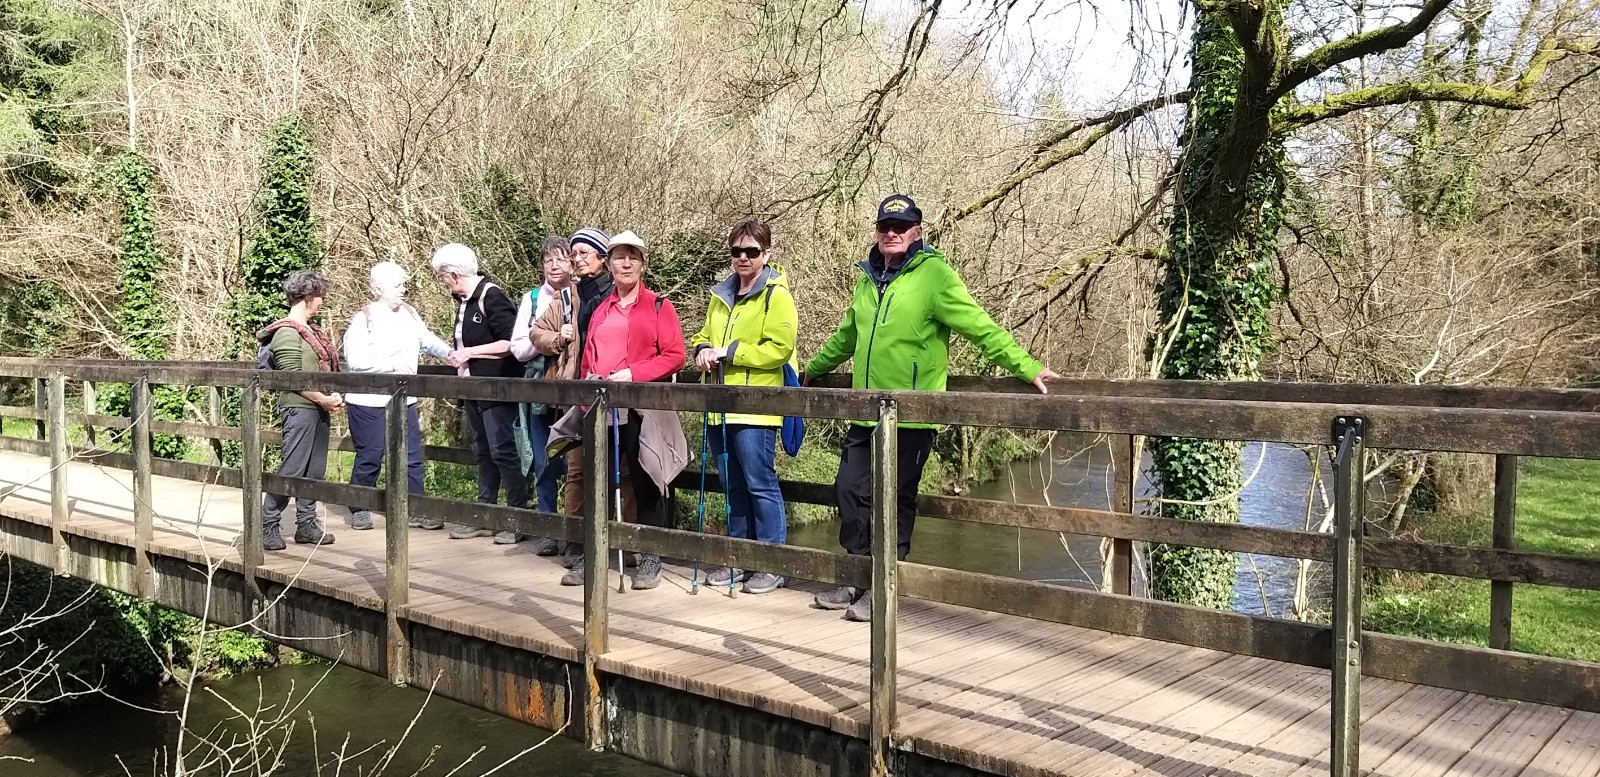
1, 358, 1599, 777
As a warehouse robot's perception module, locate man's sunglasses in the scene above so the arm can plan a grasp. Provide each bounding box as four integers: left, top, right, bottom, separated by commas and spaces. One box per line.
729, 246, 763, 259
875, 221, 916, 234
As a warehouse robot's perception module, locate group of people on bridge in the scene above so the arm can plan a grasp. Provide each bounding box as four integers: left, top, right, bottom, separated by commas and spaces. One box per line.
256, 194, 1058, 623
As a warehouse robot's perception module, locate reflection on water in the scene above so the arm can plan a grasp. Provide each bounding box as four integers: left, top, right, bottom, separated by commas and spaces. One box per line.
0, 664, 676, 777
791, 432, 1333, 616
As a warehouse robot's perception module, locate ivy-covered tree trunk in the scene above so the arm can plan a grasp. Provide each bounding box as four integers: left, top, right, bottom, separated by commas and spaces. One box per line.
1148, 10, 1288, 608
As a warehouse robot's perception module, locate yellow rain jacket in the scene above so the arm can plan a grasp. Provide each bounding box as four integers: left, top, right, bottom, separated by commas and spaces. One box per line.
689, 262, 798, 426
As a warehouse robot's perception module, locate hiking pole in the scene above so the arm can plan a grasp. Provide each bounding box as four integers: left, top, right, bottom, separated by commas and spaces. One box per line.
717, 362, 736, 599
691, 386, 710, 595
611, 405, 626, 594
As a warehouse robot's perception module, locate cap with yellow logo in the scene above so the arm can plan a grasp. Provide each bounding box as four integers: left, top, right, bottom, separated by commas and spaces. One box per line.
875, 194, 923, 226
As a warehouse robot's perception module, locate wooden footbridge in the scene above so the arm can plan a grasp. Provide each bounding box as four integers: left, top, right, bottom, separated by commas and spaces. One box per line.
1, 358, 1599, 777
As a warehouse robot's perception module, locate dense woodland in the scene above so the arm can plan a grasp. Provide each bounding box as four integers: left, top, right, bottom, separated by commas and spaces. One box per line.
1, 0, 1598, 608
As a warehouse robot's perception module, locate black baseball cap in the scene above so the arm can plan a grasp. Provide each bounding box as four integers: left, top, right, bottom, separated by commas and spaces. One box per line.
875, 194, 922, 225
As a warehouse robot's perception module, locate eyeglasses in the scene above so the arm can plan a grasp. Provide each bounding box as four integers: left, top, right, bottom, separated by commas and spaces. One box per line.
875, 221, 916, 235
729, 246, 763, 259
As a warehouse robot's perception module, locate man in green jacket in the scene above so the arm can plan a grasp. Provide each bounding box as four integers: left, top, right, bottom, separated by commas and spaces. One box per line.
805, 194, 1059, 622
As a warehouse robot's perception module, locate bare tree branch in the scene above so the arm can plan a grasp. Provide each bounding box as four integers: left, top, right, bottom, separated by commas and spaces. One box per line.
1277, 0, 1456, 97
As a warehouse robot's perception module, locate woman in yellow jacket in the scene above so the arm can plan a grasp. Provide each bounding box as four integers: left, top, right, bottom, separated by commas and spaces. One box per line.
690, 219, 798, 595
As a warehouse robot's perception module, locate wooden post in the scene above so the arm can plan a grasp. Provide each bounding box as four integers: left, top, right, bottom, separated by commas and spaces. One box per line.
1489, 454, 1519, 651
47, 373, 69, 575
240, 377, 264, 578
34, 377, 46, 440
207, 386, 225, 465
385, 383, 412, 686
1330, 416, 1367, 777
82, 381, 97, 447
582, 390, 611, 751
1109, 434, 1137, 596
132, 375, 154, 599
870, 399, 900, 777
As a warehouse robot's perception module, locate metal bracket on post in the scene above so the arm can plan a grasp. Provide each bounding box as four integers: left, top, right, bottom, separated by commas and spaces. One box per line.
582, 389, 611, 752
1330, 414, 1367, 777
385, 380, 412, 687
240, 376, 264, 589
47, 373, 68, 576
870, 398, 900, 777
132, 374, 154, 599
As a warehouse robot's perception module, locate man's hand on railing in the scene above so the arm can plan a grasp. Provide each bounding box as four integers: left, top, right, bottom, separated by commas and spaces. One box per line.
1032, 368, 1060, 395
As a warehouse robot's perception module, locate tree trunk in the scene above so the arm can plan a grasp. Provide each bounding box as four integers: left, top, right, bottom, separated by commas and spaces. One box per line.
1148, 11, 1288, 608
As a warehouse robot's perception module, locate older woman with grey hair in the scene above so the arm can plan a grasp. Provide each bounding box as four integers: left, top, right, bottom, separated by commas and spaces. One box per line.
256, 269, 343, 551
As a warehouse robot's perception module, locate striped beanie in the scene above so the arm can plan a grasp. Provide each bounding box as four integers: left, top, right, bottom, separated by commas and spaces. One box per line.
569, 227, 610, 257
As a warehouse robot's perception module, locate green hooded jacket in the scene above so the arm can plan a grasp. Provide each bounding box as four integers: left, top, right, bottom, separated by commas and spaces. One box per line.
689, 262, 798, 426
805, 242, 1043, 428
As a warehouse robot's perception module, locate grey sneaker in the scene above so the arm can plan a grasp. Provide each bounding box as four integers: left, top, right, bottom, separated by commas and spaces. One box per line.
419, 518, 445, 530
632, 554, 663, 590
449, 525, 492, 539
844, 589, 873, 622
493, 530, 522, 545
294, 524, 335, 546
407, 516, 425, 529
813, 585, 860, 610
743, 572, 786, 595
560, 559, 585, 586
531, 537, 560, 556
348, 512, 374, 531
263, 528, 286, 552
704, 567, 745, 587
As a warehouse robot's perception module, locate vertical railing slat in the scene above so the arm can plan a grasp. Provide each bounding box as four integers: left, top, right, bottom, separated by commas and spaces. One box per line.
207, 386, 225, 466
870, 399, 900, 777
34, 377, 46, 440
47, 373, 68, 575
240, 377, 264, 580
82, 381, 97, 447
1330, 416, 1367, 777
1489, 454, 1519, 651
132, 375, 154, 598
386, 382, 412, 686
582, 390, 611, 751
1110, 433, 1137, 595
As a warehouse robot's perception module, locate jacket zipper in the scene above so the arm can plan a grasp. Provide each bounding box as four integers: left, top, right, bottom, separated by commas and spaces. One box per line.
912, 360, 919, 390
863, 287, 892, 389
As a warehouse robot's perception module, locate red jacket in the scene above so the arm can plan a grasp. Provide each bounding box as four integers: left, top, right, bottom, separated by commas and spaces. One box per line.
580, 286, 686, 383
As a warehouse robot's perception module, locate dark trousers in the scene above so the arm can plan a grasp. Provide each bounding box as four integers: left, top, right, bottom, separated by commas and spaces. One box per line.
566, 410, 663, 557
262, 406, 330, 532
835, 424, 934, 560
347, 402, 425, 517
465, 400, 528, 509
524, 408, 561, 513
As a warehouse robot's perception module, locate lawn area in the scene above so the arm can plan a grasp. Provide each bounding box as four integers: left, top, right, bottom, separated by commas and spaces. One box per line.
1365, 457, 1600, 661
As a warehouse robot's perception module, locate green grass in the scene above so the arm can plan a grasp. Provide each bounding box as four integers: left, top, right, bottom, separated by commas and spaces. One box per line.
1365, 457, 1600, 661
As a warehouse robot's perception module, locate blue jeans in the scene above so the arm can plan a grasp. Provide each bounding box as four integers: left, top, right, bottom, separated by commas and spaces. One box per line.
524, 408, 561, 513
465, 400, 528, 509
347, 403, 425, 519
709, 424, 786, 544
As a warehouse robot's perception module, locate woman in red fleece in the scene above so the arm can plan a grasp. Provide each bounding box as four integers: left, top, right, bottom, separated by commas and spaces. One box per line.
577, 230, 685, 589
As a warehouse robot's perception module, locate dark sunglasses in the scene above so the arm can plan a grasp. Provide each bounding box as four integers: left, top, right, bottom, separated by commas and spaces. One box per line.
875, 221, 916, 234
729, 246, 763, 259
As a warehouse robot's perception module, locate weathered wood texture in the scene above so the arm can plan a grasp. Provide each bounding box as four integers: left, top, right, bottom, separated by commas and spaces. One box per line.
2, 450, 1599, 777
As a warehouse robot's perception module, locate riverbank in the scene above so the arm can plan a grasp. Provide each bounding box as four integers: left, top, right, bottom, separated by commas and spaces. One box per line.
1365, 457, 1600, 661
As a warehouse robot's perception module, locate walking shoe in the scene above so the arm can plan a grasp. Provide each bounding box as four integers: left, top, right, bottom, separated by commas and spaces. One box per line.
844, 589, 873, 622
559, 545, 582, 569
449, 525, 492, 539
813, 585, 860, 610
631, 554, 663, 590
348, 512, 374, 531
419, 518, 445, 530
407, 516, 425, 529
493, 530, 522, 545
560, 559, 585, 586
704, 567, 746, 587
531, 537, 561, 556
294, 525, 336, 546
742, 572, 786, 595
263, 529, 286, 552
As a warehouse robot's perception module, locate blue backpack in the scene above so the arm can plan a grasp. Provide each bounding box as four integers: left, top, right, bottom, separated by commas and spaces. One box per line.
781, 364, 805, 457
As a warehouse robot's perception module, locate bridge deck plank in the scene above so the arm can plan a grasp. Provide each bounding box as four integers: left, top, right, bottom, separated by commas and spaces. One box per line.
4, 448, 1600, 777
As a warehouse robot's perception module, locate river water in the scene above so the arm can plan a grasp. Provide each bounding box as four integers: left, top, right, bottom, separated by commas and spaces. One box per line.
792, 431, 1334, 616
0, 663, 676, 777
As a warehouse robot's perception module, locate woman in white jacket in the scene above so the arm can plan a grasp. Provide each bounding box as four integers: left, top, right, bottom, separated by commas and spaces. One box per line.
343, 261, 454, 530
